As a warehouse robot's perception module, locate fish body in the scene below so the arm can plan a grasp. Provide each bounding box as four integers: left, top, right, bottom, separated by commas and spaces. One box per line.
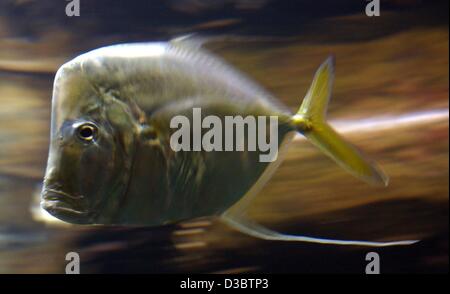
42, 38, 416, 246
44, 41, 293, 225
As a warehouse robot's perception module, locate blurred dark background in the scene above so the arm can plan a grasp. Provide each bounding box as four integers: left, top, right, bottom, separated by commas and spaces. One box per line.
0, 0, 448, 273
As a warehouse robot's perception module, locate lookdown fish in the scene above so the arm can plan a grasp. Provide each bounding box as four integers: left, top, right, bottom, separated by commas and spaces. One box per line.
41, 37, 418, 246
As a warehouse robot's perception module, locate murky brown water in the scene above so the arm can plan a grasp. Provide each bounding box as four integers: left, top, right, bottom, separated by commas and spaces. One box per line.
0, 0, 448, 273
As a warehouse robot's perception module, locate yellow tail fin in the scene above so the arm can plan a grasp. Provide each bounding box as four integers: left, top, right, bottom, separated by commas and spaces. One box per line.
292, 56, 389, 186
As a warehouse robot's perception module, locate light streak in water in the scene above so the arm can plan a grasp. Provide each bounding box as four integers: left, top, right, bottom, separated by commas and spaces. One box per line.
295, 108, 449, 140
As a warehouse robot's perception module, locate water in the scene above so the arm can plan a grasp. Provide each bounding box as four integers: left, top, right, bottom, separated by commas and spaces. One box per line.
0, 0, 448, 273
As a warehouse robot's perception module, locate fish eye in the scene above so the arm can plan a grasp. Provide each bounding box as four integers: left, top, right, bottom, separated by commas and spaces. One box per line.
76, 123, 97, 142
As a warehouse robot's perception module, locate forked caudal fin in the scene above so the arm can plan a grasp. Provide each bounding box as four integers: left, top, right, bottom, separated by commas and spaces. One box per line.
221, 56, 419, 247
291, 56, 389, 186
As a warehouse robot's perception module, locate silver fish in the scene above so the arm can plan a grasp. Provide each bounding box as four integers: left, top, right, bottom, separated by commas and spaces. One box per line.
41, 37, 417, 246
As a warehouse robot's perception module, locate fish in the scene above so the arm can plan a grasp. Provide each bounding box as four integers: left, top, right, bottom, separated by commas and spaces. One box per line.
41, 37, 418, 247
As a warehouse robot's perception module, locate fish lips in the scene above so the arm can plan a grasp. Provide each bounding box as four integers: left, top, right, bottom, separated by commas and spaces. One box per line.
41, 188, 90, 223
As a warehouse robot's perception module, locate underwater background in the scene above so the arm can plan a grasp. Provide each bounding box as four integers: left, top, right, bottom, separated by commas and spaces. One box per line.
0, 0, 448, 273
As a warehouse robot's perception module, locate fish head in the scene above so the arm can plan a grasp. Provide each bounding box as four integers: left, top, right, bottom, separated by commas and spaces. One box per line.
41, 60, 139, 224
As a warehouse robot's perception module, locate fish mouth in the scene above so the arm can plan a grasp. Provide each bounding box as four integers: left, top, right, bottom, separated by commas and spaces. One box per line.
41, 188, 88, 220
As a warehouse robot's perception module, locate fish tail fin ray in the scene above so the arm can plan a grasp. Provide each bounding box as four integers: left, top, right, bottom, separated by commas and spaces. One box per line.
221, 212, 419, 247
291, 56, 388, 187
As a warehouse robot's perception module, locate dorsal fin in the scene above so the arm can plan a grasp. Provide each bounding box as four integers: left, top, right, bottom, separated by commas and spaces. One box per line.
170, 34, 208, 51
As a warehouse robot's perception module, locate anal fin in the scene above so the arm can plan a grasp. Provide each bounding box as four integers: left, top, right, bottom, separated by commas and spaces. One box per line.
221, 212, 419, 247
